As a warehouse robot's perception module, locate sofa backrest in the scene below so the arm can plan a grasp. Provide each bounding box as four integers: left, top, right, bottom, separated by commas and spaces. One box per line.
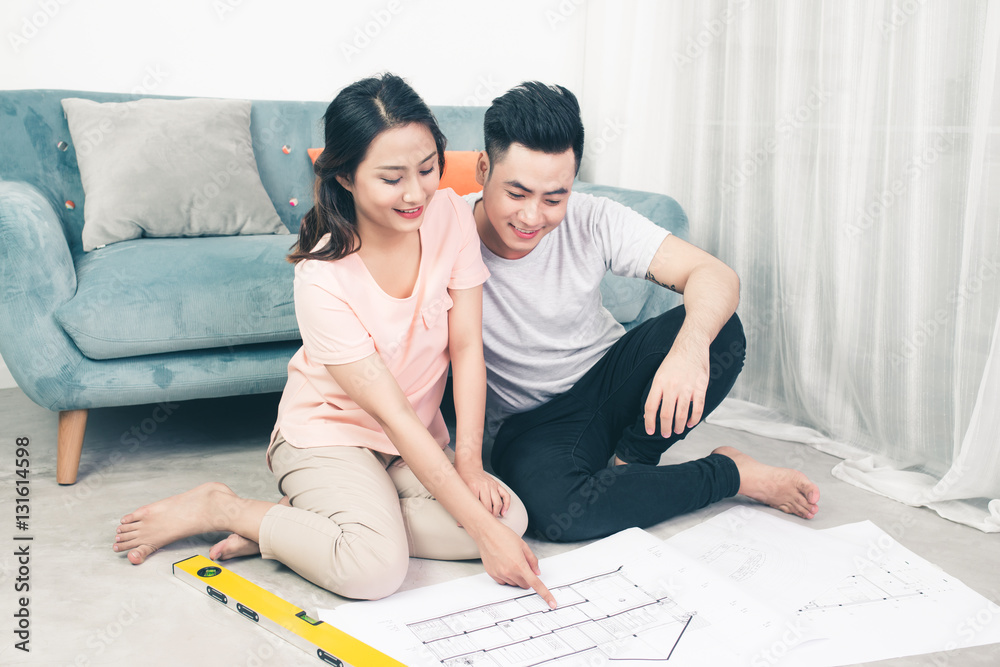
0, 89, 486, 257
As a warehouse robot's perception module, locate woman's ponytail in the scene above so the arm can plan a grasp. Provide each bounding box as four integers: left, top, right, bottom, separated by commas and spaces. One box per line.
288, 151, 360, 263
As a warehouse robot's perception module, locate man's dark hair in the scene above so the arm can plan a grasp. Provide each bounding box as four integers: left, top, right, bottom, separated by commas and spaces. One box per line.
483, 81, 585, 175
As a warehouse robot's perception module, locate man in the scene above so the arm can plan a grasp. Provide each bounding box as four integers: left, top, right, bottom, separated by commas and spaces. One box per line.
462, 82, 820, 542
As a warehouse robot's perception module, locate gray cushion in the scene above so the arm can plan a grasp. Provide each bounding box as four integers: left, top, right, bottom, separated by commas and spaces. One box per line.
61, 97, 287, 251
54, 235, 299, 360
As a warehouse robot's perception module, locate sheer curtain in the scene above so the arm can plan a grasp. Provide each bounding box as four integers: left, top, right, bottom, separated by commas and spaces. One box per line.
580, 0, 1000, 531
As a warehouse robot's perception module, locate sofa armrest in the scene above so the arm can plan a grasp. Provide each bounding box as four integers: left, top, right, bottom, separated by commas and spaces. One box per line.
573, 181, 689, 240
0, 180, 86, 409
573, 181, 687, 327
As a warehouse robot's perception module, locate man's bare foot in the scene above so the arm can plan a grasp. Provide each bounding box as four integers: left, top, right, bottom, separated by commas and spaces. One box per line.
210, 534, 261, 560
115, 482, 256, 564
614, 456, 627, 466
207, 496, 289, 561
713, 446, 820, 519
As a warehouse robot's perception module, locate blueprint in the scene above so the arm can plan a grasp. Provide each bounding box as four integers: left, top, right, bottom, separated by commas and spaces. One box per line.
319, 510, 1000, 666
319, 527, 798, 666
777, 520, 1000, 666
663, 508, 1000, 666
407, 567, 695, 665
664, 505, 860, 611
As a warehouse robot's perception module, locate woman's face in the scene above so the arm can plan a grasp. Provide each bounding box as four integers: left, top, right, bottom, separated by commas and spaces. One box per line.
340, 122, 440, 239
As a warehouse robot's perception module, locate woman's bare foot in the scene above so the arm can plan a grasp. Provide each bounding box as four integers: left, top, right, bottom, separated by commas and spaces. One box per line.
207, 496, 290, 561
115, 482, 268, 564
713, 446, 820, 519
210, 533, 261, 560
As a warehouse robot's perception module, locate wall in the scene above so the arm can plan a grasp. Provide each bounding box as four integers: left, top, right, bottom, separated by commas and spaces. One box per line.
0, 0, 590, 390
1, 0, 587, 104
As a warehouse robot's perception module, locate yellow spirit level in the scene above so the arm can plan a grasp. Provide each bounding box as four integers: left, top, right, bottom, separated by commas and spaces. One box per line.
173, 555, 405, 666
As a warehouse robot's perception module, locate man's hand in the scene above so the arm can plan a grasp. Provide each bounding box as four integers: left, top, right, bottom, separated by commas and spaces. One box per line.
642, 235, 739, 438
457, 466, 511, 518
644, 337, 711, 437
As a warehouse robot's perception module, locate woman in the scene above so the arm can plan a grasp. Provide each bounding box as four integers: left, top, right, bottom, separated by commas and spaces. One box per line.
114, 73, 555, 607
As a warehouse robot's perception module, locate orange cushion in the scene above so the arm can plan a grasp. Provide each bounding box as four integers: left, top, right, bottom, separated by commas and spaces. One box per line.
438, 151, 481, 196
306, 149, 481, 196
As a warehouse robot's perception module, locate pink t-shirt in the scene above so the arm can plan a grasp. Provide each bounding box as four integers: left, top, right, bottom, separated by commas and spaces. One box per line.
270, 188, 489, 459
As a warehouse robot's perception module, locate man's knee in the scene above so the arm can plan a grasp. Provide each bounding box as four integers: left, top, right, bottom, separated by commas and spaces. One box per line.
720, 312, 746, 350
508, 479, 581, 543
528, 511, 585, 543
527, 501, 605, 543
709, 313, 746, 381
522, 469, 620, 543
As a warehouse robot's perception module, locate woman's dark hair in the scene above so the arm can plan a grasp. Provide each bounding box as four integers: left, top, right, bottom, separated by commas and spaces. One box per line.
289, 73, 447, 263
483, 81, 585, 175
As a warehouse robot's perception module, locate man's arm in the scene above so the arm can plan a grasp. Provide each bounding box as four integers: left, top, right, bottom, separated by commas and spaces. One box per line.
643, 234, 740, 436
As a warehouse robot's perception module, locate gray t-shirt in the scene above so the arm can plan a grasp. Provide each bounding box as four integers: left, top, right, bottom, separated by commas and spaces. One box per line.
464, 191, 670, 435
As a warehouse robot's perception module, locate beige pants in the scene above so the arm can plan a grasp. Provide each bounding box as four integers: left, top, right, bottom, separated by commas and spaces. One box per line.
258, 432, 528, 601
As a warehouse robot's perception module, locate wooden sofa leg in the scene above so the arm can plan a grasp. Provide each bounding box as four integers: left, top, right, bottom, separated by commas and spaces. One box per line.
57, 409, 88, 485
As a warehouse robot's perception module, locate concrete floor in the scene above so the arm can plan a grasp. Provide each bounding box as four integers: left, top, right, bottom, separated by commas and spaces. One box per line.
0, 386, 997, 666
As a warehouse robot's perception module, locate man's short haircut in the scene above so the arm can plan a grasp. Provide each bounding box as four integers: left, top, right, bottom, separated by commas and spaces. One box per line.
483, 81, 585, 175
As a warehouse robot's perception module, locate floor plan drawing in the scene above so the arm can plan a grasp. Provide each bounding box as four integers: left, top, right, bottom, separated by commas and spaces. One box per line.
697, 542, 767, 583
665, 507, 862, 612
775, 521, 1000, 666
797, 560, 938, 613
406, 567, 696, 666
320, 528, 785, 666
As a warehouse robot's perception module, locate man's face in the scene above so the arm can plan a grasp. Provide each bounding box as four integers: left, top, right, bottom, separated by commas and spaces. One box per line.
474, 143, 576, 260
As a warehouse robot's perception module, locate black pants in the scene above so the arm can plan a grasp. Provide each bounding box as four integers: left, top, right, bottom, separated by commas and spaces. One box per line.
491, 306, 746, 542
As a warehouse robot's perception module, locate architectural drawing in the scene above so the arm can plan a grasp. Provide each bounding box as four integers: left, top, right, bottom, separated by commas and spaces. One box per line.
798, 557, 946, 613
406, 567, 696, 666
697, 542, 767, 582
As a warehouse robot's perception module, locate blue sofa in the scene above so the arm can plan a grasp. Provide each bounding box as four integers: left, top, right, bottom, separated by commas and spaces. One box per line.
0, 89, 686, 484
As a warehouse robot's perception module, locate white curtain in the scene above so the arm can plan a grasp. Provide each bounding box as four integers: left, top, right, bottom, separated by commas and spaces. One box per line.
580, 0, 1000, 531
